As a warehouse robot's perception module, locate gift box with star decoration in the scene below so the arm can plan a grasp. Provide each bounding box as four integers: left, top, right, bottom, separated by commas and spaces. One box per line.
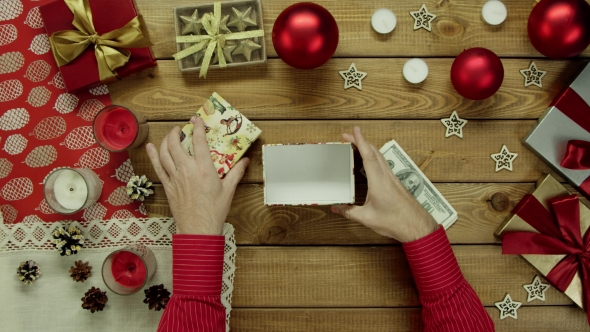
523, 63, 590, 198
180, 92, 262, 178
173, 0, 266, 76
495, 174, 590, 324
40, 0, 156, 92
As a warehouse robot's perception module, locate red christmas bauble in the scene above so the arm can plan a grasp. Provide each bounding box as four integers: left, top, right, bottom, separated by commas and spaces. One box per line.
450, 48, 504, 100
528, 0, 590, 58
272, 2, 339, 69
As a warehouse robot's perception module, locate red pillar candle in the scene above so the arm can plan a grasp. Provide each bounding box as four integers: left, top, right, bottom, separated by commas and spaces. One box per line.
93, 105, 149, 151
111, 250, 147, 288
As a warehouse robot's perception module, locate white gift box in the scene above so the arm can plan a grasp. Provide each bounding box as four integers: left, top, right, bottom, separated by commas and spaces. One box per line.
262, 143, 355, 206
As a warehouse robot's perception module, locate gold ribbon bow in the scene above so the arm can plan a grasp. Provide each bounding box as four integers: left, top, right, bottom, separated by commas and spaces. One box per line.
173, 2, 265, 78
49, 0, 153, 84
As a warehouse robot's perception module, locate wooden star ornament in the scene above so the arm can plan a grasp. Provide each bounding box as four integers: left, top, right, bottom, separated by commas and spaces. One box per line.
440, 111, 467, 138
520, 61, 546, 88
523, 275, 550, 302
410, 4, 436, 32
233, 39, 261, 61
490, 145, 518, 172
339, 63, 367, 90
495, 294, 522, 320
228, 7, 258, 32
180, 9, 203, 35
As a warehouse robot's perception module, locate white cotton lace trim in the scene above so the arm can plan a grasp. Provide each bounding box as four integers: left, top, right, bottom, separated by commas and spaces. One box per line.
0, 218, 236, 331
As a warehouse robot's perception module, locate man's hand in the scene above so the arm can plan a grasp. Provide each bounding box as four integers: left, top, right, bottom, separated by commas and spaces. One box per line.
146, 116, 249, 235
331, 127, 439, 243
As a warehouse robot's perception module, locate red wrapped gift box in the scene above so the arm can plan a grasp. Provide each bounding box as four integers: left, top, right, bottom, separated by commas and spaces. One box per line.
40, 0, 156, 92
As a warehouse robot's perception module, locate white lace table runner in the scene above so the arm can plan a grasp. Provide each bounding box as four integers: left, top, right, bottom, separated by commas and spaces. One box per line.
0, 218, 236, 332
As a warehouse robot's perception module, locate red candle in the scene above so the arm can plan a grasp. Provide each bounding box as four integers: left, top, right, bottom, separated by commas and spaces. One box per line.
93, 105, 148, 151
110, 250, 147, 288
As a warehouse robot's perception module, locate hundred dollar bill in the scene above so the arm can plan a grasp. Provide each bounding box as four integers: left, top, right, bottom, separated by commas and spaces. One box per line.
363, 139, 457, 229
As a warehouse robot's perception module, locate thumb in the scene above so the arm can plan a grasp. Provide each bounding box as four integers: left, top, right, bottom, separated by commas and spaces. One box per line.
223, 157, 250, 189
331, 204, 364, 223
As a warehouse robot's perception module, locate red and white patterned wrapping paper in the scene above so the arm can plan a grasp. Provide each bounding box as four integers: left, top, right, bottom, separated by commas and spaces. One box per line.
0, 0, 145, 224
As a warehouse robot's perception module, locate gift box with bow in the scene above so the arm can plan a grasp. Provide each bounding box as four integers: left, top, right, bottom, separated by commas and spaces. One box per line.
495, 174, 590, 324
523, 63, 590, 197
40, 0, 156, 92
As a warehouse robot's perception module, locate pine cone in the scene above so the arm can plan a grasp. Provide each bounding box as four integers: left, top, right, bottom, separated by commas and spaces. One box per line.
52, 225, 84, 256
69, 260, 92, 282
126, 175, 154, 201
143, 284, 171, 311
81, 287, 108, 313
16, 260, 41, 284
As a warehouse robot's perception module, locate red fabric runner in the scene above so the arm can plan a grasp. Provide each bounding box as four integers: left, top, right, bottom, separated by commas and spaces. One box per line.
502, 194, 590, 324
0, 0, 145, 223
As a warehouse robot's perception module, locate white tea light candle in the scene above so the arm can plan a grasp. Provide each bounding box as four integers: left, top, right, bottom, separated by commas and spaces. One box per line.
54, 170, 88, 210
482, 0, 507, 26
371, 8, 396, 34
403, 58, 428, 84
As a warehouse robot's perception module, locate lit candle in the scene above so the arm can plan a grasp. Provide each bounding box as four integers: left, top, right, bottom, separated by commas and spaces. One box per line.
481, 0, 507, 26
93, 105, 148, 151
371, 8, 396, 34
53, 169, 88, 210
403, 58, 429, 84
111, 251, 147, 289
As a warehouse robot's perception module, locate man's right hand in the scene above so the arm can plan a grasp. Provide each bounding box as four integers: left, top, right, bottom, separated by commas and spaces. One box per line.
331, 127, 439, 243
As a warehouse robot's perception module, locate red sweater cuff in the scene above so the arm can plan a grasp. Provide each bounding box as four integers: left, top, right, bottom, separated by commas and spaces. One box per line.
172, 234, 225, 296
402, 226, 464, 295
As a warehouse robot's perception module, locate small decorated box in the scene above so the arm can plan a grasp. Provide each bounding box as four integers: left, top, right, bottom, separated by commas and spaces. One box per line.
173, 0, 266, 75
262, 143, 355, 206
180, 92, 262, 178
495, 174, 590, 314
523, 63, 590, 197
40, 0, 156, 92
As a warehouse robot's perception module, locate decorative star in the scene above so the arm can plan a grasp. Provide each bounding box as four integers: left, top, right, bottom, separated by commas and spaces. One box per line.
213, 43, 238, 64
523, 275, 550, 302
520, 61, 546, 88
180, 9, 203, 35
193, 50, 206, 65
227, 7, 258, 32
219, 15, 232, 34
339, 63, 367, 90
410, 4, 437, 32
490, 145, 518, 172
440, 111, 468, 138
495, 294, 522, 320
232, 39, 261, 61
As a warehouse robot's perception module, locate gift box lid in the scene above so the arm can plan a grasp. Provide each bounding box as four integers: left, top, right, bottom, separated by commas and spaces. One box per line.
40, 0, 156, 92
262, 143, 355, 206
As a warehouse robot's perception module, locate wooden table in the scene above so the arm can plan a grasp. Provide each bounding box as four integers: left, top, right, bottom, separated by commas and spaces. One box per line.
115, 0, 590, 330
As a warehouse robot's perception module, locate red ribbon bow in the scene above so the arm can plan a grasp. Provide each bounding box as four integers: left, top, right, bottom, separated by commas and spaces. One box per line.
561, 140, 590, 170
502, 194, 590, 324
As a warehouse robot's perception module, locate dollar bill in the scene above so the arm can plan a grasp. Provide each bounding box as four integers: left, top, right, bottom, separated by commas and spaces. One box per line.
362, 139, 457, 229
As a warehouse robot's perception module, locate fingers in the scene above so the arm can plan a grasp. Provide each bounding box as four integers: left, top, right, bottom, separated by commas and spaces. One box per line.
166, 126, 190, 166
223, 157, 250, 190
159, 134, 177, 175
342, 132, 356, 144
146, 143, 170, 184
352, 127, 383, 182
331, 204, 364, 223
192, 117, 217, 174
370, 144, 392, 177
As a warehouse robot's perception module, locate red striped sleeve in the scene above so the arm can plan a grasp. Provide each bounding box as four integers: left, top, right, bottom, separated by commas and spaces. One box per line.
157, 234, 226, 332
403, 226, 494, 332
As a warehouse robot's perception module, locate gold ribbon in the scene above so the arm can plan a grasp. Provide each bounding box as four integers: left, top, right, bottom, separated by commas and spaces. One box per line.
173, 2, 264, 78
49, 0, 153, 84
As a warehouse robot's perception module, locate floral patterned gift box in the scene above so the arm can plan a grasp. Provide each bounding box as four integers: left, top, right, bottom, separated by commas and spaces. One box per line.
180, 92, 262, 178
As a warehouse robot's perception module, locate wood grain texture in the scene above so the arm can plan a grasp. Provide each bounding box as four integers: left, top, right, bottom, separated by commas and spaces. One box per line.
135, 0, 590, 59
109, 59, 589, 121
130, 119, 561, 184
146, 182, 535, 244
230, 307, 589, 332
230, 245, 572, 307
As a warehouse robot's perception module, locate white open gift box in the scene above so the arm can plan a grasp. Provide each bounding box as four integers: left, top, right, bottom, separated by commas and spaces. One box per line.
262, 143, 355, 206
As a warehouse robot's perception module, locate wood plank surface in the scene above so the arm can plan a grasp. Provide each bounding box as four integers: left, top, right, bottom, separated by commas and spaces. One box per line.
230, 307, 589, 332
130, 120, 561, 184
135, 0, 590, 59
229, 245, 572, 307
110, 59, 589, 120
